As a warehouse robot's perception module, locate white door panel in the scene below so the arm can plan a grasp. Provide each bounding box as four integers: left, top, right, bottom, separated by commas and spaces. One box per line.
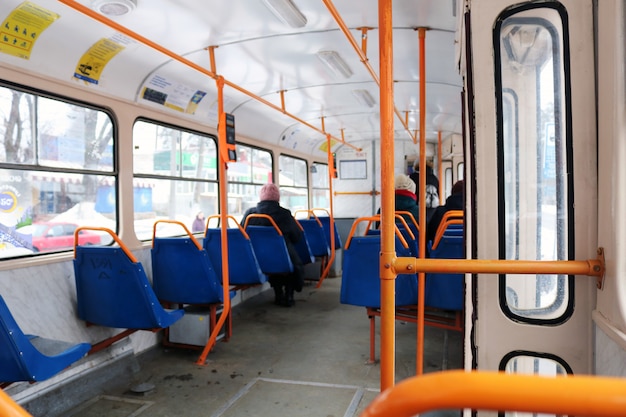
468, 0, 596, 376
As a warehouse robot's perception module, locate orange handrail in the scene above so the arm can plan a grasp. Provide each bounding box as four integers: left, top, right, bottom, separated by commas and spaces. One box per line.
205, 215, 250, 239
73, 227, 136, 263
151, 219, 202, 250
204, 214, 243, 231
395, 250, 606, 278
321, 0, 417, 144
242, 214, 283, 235
334, 190, 380, 196
394, 211, 420, 232
344, 217, 409, 250
0, 388, 32, 417
361, 370, 626, 417
430, 210, 463, 249
365, 211, 412, 239
293, 210, 323, 228
58, 0, 360, 152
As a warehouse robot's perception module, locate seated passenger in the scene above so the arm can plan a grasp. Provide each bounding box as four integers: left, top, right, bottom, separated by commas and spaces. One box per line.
409, 160, 440, 222
241, 183, 304, 307
427, 179, 464, 243
376, 173, 420, 228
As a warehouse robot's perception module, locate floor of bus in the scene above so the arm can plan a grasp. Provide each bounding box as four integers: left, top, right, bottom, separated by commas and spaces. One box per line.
50, 276, 462, 417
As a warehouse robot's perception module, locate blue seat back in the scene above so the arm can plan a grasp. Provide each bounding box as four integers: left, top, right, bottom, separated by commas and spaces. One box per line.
203, 228, 267, 285
340, 236, 417, 308
426, 231, 464, 311
73, 246, 184, 329
245, 226, 294, 274
317, 216, 342, 250
0, 295, 91, 382
152, 237, 223, 304
366, 225, 419, 257
294, 232, 315, 264
298, 219, 331, 258
397, 225, 419, 257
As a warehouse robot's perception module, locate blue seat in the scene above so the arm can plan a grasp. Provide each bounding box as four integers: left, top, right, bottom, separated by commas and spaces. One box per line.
0, 295, 91, 382
74, 245, 184, 329
340, 235, 417, 308
294, 231, 315, 264
152, 237, 223, 304
317, 216, 343, 250
203, 227, 268, 286
245, 225, 294, 274
298, 218, 331, 258
426, 229, 464, 311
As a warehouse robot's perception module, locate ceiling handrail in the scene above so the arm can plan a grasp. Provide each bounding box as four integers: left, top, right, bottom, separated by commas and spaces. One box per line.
321, 0, 418, 144
57, 0, 361, 152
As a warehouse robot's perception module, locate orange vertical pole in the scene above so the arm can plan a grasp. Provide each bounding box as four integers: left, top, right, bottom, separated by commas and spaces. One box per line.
378, 0, 396, 391
438, 131, 443, 199
316, 133, 336, 288
196, 76, 231, 365
416, 27, 427, 375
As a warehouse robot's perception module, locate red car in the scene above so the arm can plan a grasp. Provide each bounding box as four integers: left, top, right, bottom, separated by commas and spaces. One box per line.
26, 222, 102, 253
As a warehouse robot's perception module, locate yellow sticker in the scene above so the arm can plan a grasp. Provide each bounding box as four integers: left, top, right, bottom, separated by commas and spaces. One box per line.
74, 37, 126, 85
318, 138, 338, 152
0, 1, 59, 60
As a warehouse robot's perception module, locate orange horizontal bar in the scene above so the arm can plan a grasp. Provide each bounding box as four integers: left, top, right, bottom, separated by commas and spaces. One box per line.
361, 370, 626, 417
334, 191, 380, 196
395, 255, 604, 277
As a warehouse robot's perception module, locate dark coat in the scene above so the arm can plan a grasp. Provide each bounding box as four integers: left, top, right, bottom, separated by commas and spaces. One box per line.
376, 190, 420, 228
241, 201, 304, 291
427, 192, 464, 243
410, 165, 440, 208
242, 200, 303, 247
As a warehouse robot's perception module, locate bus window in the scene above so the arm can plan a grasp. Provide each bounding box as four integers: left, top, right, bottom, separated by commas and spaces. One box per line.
133, 120, 217, 239
228, 144, 273, 220
279, 154, 309, 212
311, 163, 330, 211
0, 85, 115, 258
496, 5, 572, 323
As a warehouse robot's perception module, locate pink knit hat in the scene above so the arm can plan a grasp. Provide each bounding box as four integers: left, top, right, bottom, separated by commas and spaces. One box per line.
259, 183, 280, 201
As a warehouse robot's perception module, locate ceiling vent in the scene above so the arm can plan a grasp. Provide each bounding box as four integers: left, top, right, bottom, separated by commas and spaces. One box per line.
92, 0, 137, 16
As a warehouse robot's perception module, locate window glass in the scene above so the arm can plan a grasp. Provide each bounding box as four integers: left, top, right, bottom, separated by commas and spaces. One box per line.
311, 163, 330, 212
501, 353, 570, 417
279, 154, 309, 212
227, 144, 273, 221
496, 6, 571, 322
444, 167, 453, 199
133, 120, 217, 239
0, 86, 115, 258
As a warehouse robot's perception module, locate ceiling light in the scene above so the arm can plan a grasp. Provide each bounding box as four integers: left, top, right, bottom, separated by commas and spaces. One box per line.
91, 0, 136, 16
261, 0, 307, 28
352, 89, 376, 108
317, 51, 353, 79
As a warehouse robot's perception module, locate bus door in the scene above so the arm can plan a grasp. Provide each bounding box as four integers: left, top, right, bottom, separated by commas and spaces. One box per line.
466, 0, 597, 375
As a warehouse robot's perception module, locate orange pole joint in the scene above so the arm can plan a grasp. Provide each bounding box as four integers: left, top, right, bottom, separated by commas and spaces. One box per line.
380, 252, 398, 280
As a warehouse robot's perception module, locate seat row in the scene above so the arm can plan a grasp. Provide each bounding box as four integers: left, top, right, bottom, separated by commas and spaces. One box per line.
0, 212, 342, 384
340, 211, 464, 361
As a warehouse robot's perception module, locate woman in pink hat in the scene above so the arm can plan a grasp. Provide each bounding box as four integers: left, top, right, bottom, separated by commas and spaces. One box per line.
241, 183, 304, 307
